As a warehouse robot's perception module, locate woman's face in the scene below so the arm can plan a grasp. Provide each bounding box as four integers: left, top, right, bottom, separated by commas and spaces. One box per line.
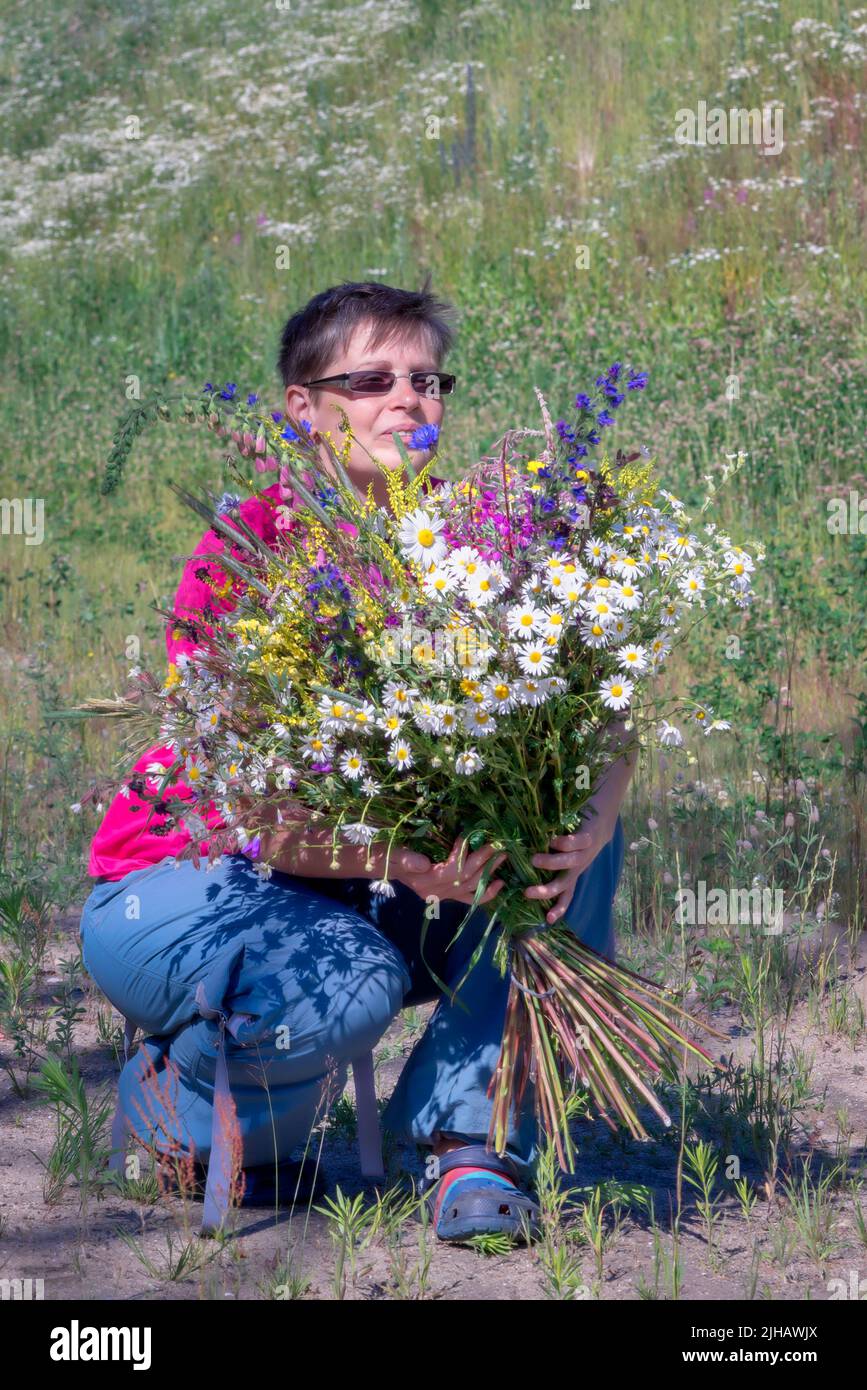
283, 320, 446, 506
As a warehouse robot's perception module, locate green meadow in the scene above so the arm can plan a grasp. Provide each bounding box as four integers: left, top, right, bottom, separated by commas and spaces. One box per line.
1, 0, 866, 1300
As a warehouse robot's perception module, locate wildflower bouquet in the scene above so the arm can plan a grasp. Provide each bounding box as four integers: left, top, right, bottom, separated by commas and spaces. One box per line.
84, 363, 762, 1168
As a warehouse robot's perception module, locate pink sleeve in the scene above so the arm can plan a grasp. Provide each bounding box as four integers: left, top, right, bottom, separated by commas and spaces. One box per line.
165, 483, 284, 666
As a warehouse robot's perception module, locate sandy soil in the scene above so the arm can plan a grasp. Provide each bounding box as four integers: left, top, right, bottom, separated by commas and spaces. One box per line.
2, 905, 866, 1302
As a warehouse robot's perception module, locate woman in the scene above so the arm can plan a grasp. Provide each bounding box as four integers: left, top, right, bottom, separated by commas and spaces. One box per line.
79, 279, 633, 1242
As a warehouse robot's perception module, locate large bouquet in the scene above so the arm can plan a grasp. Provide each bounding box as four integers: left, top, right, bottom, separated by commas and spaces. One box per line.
83, 363, 762, 1167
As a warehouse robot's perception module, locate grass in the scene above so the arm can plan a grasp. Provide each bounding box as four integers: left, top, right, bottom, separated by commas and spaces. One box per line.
0, 0, 865, 1300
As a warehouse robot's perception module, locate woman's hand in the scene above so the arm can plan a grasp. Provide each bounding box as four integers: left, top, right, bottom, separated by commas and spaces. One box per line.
523, 817, 616, 926
389, 835, 507, 908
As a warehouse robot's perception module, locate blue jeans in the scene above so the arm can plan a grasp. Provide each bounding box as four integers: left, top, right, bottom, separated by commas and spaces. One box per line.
79, 818, 624, 1181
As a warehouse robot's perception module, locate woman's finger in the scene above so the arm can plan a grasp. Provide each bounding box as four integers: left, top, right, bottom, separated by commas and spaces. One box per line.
524, 873, 572, 901
479, 878, 505, 903
460, 841, 504, 878
531, 850, 587, 871
550, 832, 593, 851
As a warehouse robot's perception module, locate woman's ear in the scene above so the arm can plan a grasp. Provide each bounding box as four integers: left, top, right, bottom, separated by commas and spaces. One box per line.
284, 383, 311, 424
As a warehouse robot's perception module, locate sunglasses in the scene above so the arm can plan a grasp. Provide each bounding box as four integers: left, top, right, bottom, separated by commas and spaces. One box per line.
301, 370, 456, 397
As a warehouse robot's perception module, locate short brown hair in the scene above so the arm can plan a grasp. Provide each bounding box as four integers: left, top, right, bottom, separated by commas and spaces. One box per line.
276, 275, 458, 400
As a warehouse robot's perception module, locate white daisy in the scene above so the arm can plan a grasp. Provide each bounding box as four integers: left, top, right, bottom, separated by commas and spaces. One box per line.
583, 539, 608, 568
579, 619, 612, 649
516, 678, 551, 707
446, 545, 486, 582
599, 675, 634, 711
555, 579, 586, 609
484, 677, 520, 713
541, 607, 567, 639
339, 748, 367, 780
671, 532, 698, 559
361, 775, 381, 796
382, 679, 419, 714
462, 701, 498, 737
422, 564, 458, 598
341, 822, 378, 846
195, 708, 221, 735
377, 711, 404, 740
506, 603, 547, 638
723, 548, 754, 578
346, 701, 378, 735
582, 596, 617, 624
466, 566, 501, 607
412, 700, 441, 734
301, 732, 335, 762
515, 642, 555, 677
398, 508, 447, 568
659, 600, 680, 627
614, 582, 643, 612
654, 545, 676, 571
455, 748, 485, 776
386, 741, 415, 771
436, 703, 459, 734
611, 554, 647, 581
615, 643, 649, 674
370, 879, 397, 899
678, 570, 705, 602
316, 694, 354, 733
658, 720, 683, 747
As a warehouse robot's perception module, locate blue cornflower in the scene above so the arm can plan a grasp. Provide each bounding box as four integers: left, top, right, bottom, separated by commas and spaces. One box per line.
587, 431, 600, 446
574, 393, 592, 410
602, 384, 625, 406
408, 422, 440, 450
575, 444, 589, 457
247, 392, 259, 406
202, 382, 215, 394
597, 410, 615, 428
271, 410, 284, 423
607, 362, 622, 380
281, 425, 301, 443
219, 382, 237, 401
627, 370, 648, 390
301, 418, 313, 433
216, 492, 241, 515
540, 497, 556, 513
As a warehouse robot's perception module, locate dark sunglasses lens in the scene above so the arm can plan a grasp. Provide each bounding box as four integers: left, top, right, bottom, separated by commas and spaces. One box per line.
348, 372, 394, 393
409, 373, 455, 395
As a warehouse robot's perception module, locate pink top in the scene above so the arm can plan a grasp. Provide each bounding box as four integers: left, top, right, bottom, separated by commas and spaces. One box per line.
87, 472, 445, 881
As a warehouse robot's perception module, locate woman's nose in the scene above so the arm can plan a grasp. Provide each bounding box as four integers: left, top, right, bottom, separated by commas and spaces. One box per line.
390, 374, 422, 406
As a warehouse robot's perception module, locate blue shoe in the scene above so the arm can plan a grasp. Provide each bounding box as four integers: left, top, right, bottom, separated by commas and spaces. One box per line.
421, 1143, 541, 1243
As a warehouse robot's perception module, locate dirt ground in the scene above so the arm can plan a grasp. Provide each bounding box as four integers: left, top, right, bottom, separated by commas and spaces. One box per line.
2, 905, 866, 1302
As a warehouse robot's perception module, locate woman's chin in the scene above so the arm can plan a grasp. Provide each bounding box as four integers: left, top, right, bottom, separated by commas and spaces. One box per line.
365, 446, 426, 472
